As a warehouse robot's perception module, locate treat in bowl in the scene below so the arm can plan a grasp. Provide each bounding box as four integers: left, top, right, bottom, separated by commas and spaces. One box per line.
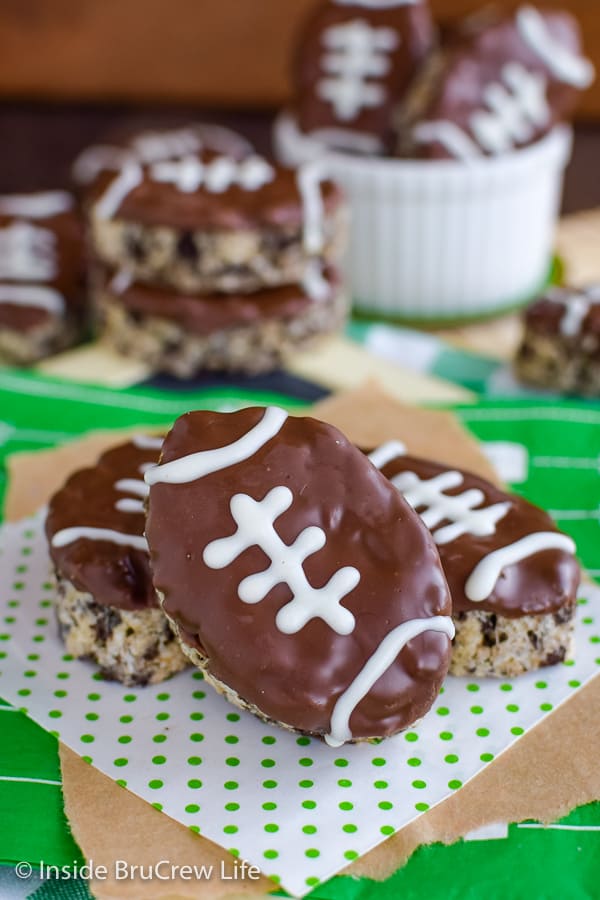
95, 263, 345, 377
294, 0, 436, 155
403, 4, 595, 159
369, 442, 581, 677
276, 3, 594, 323
145, 406, 454, 745
86, 149, 347, 295
0, 191, 86, 365
515, 284, 600, 396
45, 437, 188, 687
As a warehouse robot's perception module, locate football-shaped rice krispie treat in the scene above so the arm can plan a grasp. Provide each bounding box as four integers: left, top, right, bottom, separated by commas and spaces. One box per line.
403, 5, 594, 159
46, 437, 188, 686
145, 407, 454, 745
96, 263, 346, 377
293, 0, 435, 155
369, 442, 581, 677
0, 191, 86, 364
72, 123, 254, 188
87, 150, 346, 294
515, 285, 600, 396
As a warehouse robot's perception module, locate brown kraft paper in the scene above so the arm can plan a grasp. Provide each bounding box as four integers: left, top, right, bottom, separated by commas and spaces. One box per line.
4, 385, 600, 899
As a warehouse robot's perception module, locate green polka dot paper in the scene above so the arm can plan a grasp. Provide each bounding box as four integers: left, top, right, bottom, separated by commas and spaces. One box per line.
1, 512, 599, 898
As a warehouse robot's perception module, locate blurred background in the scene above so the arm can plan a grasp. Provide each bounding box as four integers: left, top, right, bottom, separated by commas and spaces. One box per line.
0, 0, 598, 211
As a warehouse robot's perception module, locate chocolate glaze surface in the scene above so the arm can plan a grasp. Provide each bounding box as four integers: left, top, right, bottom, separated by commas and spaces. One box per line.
46, 440, 161, 611
524, 286, 600, 344
375, 451, 580, 617
411, 7, 592, 159
145, 408, 452, 741
89, 150, 344, 232
103, 266, 341, 334
0, 191, 85, 330
294, 0, 435, 153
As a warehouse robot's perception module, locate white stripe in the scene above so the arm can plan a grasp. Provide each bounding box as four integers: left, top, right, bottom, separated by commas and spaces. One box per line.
51, 527, 148, 551
546, 508, 600, 521
517, 823, 600, 832
0, 285, 64, 314
533, 456, 600, 470
368, 441, 407, 470
462, 408, 600, 425
0, 775, 62, 786
133, 435, 164, 450
145, 406, 287, 486
326, 616, 455, 747
517, 6, 594, 89
0, 191, 73, 218
0, 705, 19, 712
465, 533, 577, 602
94, 162, 143, 220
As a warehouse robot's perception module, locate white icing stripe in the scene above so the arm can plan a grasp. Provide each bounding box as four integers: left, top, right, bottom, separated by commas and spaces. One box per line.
367, 441, 406, 470
94, 162, 143, 220
390, 470, 512, 546
297, 163, 326, 255
413, 121, 482, 160
517, 6, 595, 89
465, 532, 577, 602
0, 285, 64, 314
203, 486, 359, 636
559, 296, 592, 337
0, 191, 73, 218
110, 270, 134, 295
115, 478, 148, 498
302, 260, 331, 302
0, 223, 57, 281
115, 498, 145, 514
326, 616, 455, 747
133, 434, 164, 450
51, 527, 148, 551
145, 406, 287, 486
72, 145, 134, 186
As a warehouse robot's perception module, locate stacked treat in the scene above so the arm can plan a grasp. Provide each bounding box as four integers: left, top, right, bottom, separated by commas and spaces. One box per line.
45, 406, 580, 743
76, 127, 348, 377
0, 191, 86, 365
286, 1, 594, 160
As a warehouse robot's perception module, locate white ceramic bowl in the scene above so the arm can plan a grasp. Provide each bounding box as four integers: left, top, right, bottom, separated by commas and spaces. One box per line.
275, 112, 573, 324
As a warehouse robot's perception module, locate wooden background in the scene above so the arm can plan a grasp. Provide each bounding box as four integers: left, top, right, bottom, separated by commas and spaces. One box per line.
0, 0, 598, 115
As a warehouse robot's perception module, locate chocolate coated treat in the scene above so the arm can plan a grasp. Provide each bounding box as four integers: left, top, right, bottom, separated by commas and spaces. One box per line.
46, 438, 162, 611
87, 151, 346, 293
145, 407, 454, 744
0, 191, 86, 362
294, 0, 435, 155
369, 442, 580, 618
97, 265, 347, 377
405, 5, 594, 159
46, 437, 189, 684
515, 285, 600, 396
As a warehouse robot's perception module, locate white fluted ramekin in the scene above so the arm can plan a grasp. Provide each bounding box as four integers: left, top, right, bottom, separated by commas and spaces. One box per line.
275, 112, 572, 324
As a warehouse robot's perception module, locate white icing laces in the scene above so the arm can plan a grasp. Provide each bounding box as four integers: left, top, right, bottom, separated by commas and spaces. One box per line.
517, 5, 595, 89
416, 62, 551, 158
470, 63, 550, 155
52, 449, 155, 551
318, 19, 399, 121
548, 285, 600, 338
203, 486, 360, 636
150, 155, 274, 194
0, 223, 57, 282
390, 470, 512, 546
